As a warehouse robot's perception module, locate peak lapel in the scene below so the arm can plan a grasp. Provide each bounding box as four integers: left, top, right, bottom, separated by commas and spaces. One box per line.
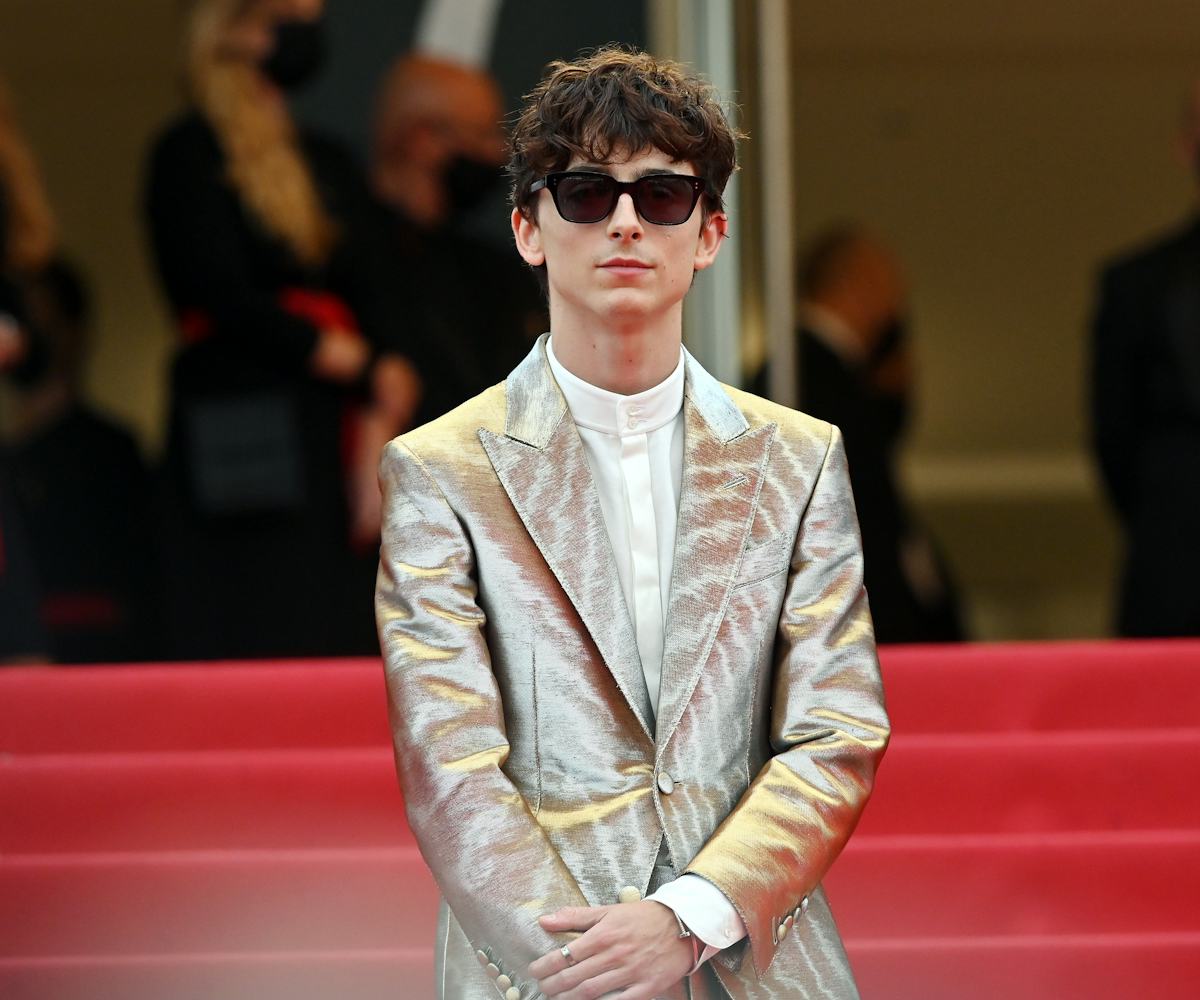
478, 337, 655, 739
656, 356, 776, 751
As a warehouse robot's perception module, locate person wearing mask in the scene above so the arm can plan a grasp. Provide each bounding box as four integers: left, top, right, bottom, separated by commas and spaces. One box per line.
757, 225, 964, 644
1091, 81, 1200, 637
144, 0, 419, 658
0, 71, 54, 663
370, 54, 546, 424
5, 261, 162, 663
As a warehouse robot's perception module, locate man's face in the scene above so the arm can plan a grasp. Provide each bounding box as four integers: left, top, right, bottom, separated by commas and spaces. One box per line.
512, 147, 726, 331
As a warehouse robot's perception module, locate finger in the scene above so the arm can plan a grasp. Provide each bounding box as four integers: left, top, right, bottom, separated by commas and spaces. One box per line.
539, 905, 609, 932
529, 942, 576, 980
529, 933, 602, 981
556, 964, 637, 1000
539, 953, 620, 999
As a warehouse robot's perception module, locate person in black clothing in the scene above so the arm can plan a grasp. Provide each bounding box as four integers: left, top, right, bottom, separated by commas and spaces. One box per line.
757, 225, 964, 643
5, 261, 161, 663
1091, 82, 1200, 637
144, 0, 418, 659
370, 54, 546, 424
1, 273, 46, 663
0, 73, 52, 662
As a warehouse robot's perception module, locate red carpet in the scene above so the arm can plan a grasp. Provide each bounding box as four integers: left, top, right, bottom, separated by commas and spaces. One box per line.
2, 640, 1198, 998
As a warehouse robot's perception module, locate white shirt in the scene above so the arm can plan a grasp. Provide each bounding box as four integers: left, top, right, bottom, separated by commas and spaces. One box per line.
546, 338, 747, 966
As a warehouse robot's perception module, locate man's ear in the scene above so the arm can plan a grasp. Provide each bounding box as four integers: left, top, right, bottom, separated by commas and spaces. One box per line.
512, 207, 545, 267
693, 211, 728, 272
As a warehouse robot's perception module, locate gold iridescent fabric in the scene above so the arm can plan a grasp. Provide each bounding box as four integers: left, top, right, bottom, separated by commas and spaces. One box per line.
376, 336, 889, 1000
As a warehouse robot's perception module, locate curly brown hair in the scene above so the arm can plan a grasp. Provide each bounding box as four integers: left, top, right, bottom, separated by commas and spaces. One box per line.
508, 46, 740, 225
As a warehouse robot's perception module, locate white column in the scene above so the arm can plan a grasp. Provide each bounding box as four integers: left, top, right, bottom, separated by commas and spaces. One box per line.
650, 0, 743, 386
756, 0, 796, 407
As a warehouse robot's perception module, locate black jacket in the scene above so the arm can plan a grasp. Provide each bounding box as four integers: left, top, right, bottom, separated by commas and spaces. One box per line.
1092, 216, 1200, 636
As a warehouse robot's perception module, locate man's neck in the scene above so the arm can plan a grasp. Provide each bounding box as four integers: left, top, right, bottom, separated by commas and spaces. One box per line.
548, 304, 683, 396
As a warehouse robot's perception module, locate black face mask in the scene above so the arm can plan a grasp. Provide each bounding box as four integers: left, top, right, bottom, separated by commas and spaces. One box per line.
260, 18, 327, 91
443, 155, 504, 217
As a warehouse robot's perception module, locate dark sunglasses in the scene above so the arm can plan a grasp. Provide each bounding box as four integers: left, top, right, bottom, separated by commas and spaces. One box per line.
530, 171, 706, 226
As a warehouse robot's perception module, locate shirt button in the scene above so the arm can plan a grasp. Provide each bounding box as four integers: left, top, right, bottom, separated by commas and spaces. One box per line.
657, 771, 675, 794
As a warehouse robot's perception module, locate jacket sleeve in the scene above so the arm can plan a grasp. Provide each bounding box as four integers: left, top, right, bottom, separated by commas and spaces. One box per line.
683, 424, 890, 977
375, 439, 592, 990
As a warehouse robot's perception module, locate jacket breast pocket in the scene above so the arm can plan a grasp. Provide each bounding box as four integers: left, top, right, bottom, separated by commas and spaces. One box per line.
732, 533, 791, 590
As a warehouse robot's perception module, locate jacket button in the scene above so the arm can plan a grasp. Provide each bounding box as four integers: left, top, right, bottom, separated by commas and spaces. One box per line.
476, 950, 490, 967
486, 963, 500, 977
496, 974, 512, 989
801, 895, 809, 913
777, 919, 790, 940
505, 989, 521, 1000
618, 885, 642, 904
657, 772, 675, 794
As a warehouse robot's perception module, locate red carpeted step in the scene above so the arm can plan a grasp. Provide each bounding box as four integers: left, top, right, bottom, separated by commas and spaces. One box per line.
856, 729, 1200, 836
825, 830, 1200, 939
1, 749, 414, 854
3, 832, 1197, 957
4, 642, 1199, 755
881, 640, 1200, 733
0, 661, 390, 754
846, 932, 1200, 1000
0, 849, 438, 958
0, 949, 434, 1000
6, 730, 1198, 855
5, 936, 1199, 1000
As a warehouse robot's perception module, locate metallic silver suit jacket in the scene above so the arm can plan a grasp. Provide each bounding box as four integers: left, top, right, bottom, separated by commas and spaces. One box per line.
377, 336, 890, 1000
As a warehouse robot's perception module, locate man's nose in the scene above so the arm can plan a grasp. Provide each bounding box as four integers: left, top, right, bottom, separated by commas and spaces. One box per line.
607, 192, 643, 239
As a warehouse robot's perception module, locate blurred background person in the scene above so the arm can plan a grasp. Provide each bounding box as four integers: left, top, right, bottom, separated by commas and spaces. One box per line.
369, 53, 545, 424
1090, 80, 1200, 638
144, 0, 419, 659
0, 72, 52, 662
0, 69, 54, 385
757, 225, 964, 644
5, 260, 161, 663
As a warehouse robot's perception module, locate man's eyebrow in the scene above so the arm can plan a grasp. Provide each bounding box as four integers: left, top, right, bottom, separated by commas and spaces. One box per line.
571, 163, 681, 179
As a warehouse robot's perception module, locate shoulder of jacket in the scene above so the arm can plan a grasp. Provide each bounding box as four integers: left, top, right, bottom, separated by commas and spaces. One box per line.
722, 383, 834, 448
1102, 216, 1200, 282
398, 382, 507, 465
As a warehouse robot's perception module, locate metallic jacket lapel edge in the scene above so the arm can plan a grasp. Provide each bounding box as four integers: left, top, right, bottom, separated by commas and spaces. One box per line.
479, 336, 655, 739
655, 354, 778, 751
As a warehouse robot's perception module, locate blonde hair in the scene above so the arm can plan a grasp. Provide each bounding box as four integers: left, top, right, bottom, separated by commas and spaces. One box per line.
0, 74, 57, 272
185, 0, 336, 266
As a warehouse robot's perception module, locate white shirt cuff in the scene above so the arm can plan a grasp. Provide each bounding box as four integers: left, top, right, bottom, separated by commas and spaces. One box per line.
647, 873, 747, 970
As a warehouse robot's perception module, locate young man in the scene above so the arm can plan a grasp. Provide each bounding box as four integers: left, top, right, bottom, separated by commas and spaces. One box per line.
377, 48, 889, 1000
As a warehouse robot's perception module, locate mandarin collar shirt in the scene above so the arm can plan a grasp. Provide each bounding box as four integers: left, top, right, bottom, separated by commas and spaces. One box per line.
546, 336, 746, 962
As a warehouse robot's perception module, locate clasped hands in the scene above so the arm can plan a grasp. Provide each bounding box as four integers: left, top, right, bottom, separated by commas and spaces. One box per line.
529, 899, 695, 1000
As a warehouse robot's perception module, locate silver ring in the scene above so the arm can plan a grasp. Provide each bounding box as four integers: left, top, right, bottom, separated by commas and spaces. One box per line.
560, 944, 576, 966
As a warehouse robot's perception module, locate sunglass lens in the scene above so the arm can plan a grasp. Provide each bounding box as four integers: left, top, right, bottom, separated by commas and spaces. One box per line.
637, 177, 697, 224
555, 175, 615, 223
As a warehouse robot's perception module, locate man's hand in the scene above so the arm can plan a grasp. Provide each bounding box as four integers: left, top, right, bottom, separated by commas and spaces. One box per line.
530, 900, 694, 999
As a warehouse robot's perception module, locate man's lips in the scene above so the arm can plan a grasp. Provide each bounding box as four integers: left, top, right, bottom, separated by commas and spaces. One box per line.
599, 257, 653, 273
